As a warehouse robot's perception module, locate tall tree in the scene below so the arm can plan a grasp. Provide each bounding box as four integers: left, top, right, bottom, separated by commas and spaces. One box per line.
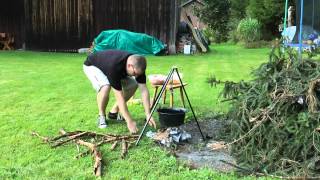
194, 0, 231, 42
230, 0, 248, 20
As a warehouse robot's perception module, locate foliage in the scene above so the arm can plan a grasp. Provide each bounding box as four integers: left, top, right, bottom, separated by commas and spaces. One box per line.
197, 0, 296, 41
202, 28, 215, 43
306, 47, 320, 59
213, 45, 320, 176
237, 18, 261, 48
230, 0, 249, 20
246, 0, 287, 40
228, 19, 241, 43
194, 0, 231, 43
228, 0, 249, 43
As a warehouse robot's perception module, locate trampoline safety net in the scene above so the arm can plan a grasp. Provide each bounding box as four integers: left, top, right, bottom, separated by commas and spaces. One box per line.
293, 0, 320, 43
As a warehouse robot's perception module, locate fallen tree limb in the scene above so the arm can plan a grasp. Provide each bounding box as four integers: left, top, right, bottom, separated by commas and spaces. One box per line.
32, 129, 139, 177
31, 131, 50, 143
51, 130, 85, 141
110, 141, 118, 150
59, 129, 102, 177
51, 131, 88, 148
121, 139, 128, 159
75, 149, 91, 159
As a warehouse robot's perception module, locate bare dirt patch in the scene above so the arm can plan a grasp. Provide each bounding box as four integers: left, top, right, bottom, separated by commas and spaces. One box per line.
174, 119, 236, 172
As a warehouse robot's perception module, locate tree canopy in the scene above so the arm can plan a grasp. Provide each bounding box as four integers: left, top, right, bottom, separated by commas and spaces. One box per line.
196, 0, 295, 42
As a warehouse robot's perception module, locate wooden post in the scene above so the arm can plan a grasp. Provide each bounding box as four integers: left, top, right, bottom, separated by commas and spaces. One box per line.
168, 0, 180, 54
288, 6, 294, 27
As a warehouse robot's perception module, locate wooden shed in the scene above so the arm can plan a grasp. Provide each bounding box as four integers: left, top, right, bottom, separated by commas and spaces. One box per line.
0, 0, 180, 53
180, 0, 207, 30
0, 0, 25, 49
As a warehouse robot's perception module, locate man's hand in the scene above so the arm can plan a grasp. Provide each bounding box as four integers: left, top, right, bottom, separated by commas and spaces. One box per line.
127, 120, 138, 134
113, 89, 138, 134
147, 116, 157, 128
139, 84, 157, 129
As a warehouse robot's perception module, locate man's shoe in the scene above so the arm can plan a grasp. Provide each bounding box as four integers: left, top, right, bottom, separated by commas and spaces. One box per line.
108, 112, 124, 121
117, 114, 124, 121
97, 115, 108, 128
108, 112, 117, 120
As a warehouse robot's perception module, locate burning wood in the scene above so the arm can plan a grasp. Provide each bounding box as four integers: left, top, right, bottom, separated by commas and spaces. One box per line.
32, 129, 138, 177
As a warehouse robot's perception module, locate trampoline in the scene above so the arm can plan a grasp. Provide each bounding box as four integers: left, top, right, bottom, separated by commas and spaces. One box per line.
283, 0, 320, 56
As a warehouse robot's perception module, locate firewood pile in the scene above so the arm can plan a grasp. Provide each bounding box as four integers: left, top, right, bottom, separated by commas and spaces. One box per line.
177, 33, 194, 53
31, 129, 138, 177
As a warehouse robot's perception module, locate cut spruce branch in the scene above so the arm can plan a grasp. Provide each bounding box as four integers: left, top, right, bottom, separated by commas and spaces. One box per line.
210, 44, 320, 177
31, 129, 138, 177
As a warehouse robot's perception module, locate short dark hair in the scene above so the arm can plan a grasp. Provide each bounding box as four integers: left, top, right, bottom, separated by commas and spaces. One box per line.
131, 55, 147, 72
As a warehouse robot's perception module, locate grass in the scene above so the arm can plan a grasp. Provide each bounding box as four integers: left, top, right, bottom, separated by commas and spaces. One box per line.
0, 44, 271, 179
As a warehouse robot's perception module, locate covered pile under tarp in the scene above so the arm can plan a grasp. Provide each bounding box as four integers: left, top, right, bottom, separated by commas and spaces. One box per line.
92, 29, 165, 55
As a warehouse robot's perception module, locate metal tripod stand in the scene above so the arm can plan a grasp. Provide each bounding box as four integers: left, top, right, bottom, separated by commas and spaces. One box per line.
136, 67, 206, 145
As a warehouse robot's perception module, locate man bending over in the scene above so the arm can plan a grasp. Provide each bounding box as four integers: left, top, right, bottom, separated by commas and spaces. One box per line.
83, 50, 156, 133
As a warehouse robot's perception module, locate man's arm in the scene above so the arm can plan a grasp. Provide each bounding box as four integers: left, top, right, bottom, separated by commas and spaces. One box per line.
113, 89, 138, 133
138, 83, 156, 128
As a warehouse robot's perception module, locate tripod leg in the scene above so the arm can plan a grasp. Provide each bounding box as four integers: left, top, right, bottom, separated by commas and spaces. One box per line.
163, 90, 167, 104
170, 90, 174, 107
136, 68, 175, 145
176, 68, 206, 141
180, 87, 185, 108
152, 87, 158, 105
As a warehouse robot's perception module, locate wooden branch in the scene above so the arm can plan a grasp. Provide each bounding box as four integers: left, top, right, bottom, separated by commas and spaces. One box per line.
93, 148, 102, 177
59, 129, 102, 177
32, 129, 139, 177
103, 134, 138, 140
127, 141, 134, 150
51, 130, 85, 141
51, 132, 88, 148
110, 141, 118, 150
121, 139, 128, 159
75, 150, 91, 159
31, 131, 50, 143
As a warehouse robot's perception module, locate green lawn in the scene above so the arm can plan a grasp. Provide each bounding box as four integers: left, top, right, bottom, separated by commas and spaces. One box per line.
0, 44, 270, 179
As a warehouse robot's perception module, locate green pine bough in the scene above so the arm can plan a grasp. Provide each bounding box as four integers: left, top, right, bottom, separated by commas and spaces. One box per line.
208, 45, 320, 177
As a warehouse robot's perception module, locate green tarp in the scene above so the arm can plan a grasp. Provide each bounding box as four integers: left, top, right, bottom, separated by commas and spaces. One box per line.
93, 29, 165, 55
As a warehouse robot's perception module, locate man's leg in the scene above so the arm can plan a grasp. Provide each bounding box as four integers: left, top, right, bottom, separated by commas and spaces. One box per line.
97, 85, 111, 116
83, 65, 110, 128
109, 83, 138, 114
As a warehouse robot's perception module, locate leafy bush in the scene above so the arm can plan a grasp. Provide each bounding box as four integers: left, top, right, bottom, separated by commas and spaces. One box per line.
246, 0, 290, 40
202, 28, 215, 43
242, 40, 270, 48
228, 0, 249, 43
227, 19, 241, 43
237, 18, 261, 48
